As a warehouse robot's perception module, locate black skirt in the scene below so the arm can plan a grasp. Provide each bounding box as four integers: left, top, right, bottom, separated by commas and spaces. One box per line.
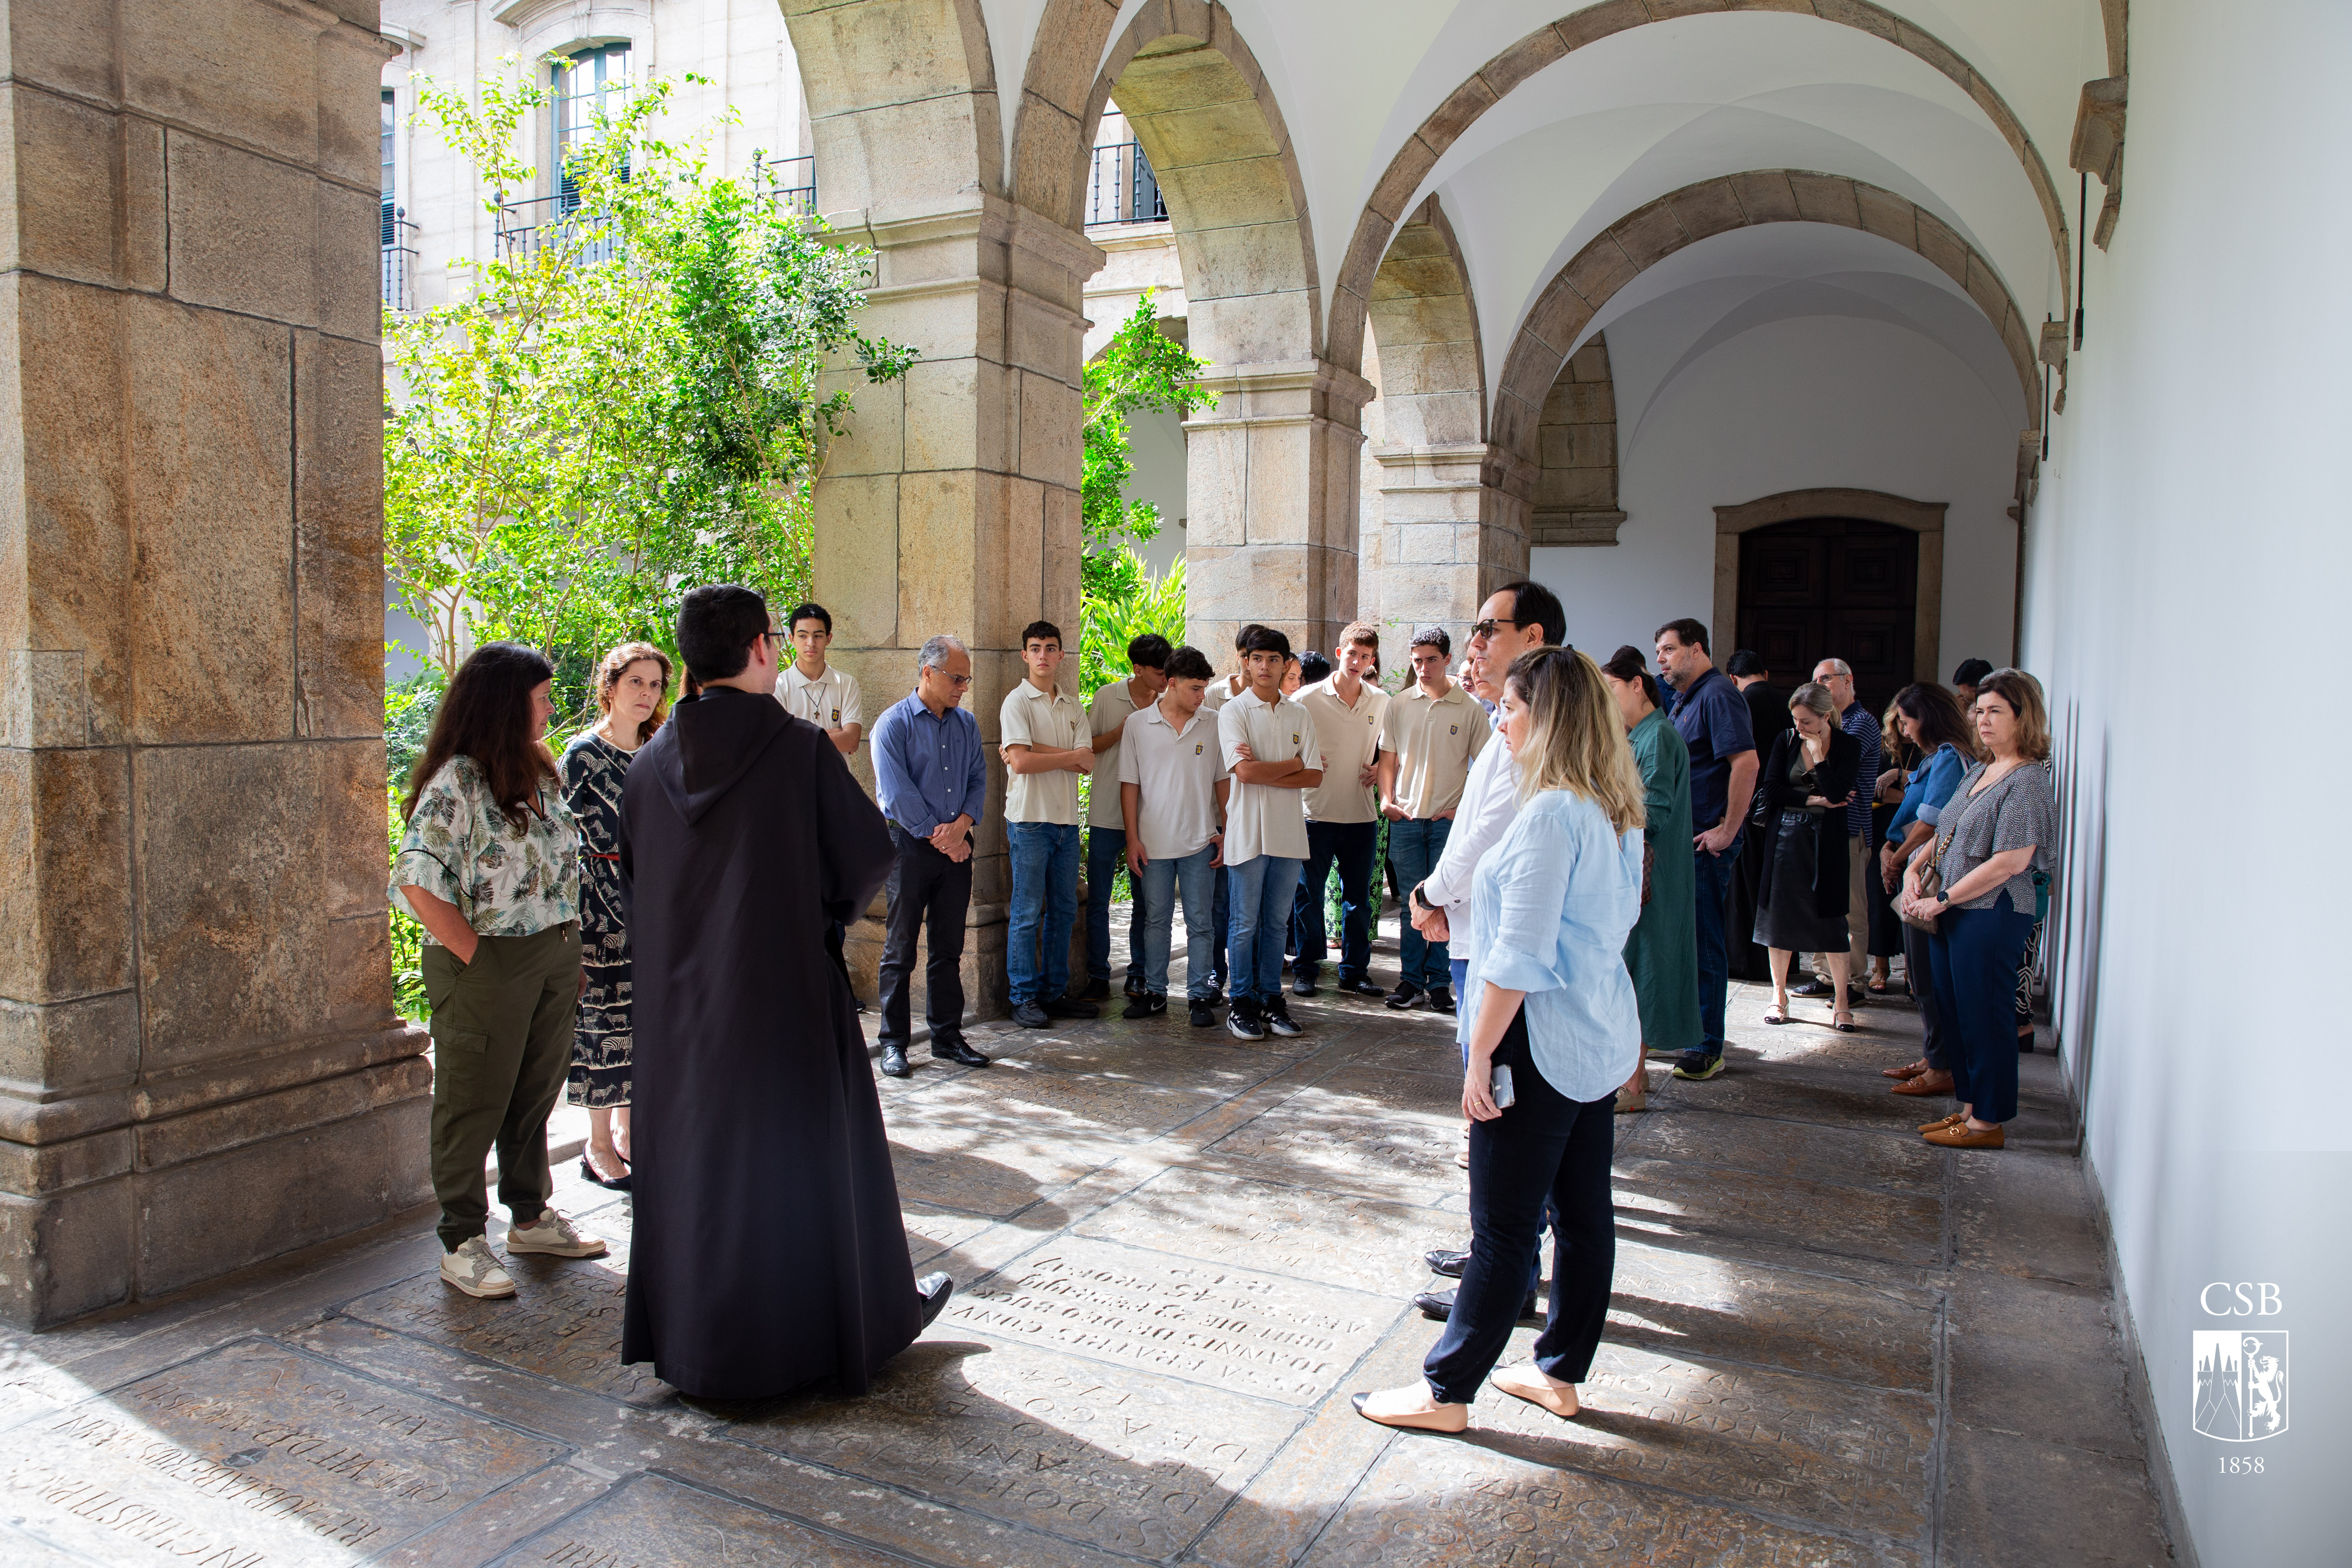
1865, 801, 1904, 958
1754, 809, 1850, 952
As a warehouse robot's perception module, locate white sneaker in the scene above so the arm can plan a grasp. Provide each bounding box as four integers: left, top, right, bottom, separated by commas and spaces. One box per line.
505, 1208, 608, 1258
440, 1236, 517, 1298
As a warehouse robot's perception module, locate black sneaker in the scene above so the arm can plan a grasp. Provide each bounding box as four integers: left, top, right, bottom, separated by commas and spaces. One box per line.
1226, 1001, 1267, 1041
1188, 1001, 1217, 1028
1338, 977, 1386, 998
1427, 986, 1456, 1015
1012, 1001, 1051, 1029
1124, 974, 1148, 998
1383, 982, 1423, 1011
1291, 974, 1319, 997
1791, 977, 1836, 998
1672, 1050, 1725, 1081
1073, 976, 1112, 1002
1263, 1002, 1303, 1037
1043, 995, 1099, 1019
1122, 993, 1167, 1019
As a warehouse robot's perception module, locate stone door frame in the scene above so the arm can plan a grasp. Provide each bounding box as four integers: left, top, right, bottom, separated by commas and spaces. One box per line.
1713, 487, 1945, 683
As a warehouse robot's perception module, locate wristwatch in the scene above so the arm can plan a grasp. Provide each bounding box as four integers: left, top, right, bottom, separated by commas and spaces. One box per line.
1935, 889, 1951, 904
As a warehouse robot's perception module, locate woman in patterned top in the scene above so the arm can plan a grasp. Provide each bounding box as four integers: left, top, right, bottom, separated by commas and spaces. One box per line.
394, 643, 607, 1301
560, 643, 672, 1192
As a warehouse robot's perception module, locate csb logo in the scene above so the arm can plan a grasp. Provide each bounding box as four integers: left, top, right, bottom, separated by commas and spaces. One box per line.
2193, 1331, 2288, 1442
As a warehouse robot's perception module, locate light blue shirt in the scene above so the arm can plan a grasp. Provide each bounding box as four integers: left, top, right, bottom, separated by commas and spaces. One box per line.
1457, 787, 1645, 1102
1888, 742, 1967, 843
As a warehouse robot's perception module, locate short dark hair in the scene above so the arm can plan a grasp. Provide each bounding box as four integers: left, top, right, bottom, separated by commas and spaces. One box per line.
677, 584, 770, 683
1655, 617, 1709, 653
1299, 652, 1333, 686
1240, 625, 1292, 658
1410, 625, 1451, 658
1499, 580, 1565, 646
1724, 648, 1767, 679
1126, 633, 1172, 671
784, 601, 832, 636
1164, 645, 1214, 682
1601, 644, 1664, 711
1234, 622, 1268, 653
1951, 658, 1995, 688
1021, 620, 1063, 650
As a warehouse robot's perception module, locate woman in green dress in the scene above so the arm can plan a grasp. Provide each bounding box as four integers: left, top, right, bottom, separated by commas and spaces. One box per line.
1600, 647, 1700, 1109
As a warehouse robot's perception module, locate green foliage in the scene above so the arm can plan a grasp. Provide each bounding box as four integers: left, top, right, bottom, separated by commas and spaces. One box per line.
387, 787, 431, 1021
1078, 293, 1214, 611
384, 662, 446, 790
382, 63, 910, 724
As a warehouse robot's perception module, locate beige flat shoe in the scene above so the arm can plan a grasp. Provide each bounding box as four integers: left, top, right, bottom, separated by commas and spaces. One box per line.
1351, 1385, 1469, 1432
1491, 1364, 1580, 1419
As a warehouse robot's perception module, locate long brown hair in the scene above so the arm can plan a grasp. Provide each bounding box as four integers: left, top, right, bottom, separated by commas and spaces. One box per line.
1505, 647, 1647, 834
1893, 681, 1974, 758
402, 642, 556, 830
594, 642, 673, 744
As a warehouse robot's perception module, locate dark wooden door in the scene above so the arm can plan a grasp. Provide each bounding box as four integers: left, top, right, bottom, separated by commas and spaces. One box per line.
1736, 518, 1916, 718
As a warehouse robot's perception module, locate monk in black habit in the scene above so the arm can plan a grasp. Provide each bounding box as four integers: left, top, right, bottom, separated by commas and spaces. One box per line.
618, 584, 951, 1399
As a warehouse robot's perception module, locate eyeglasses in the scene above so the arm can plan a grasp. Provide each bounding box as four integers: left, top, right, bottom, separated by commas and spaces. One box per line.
929, 670, 973, 689
1470, 618, 1525, 641
760, 631, 786, 647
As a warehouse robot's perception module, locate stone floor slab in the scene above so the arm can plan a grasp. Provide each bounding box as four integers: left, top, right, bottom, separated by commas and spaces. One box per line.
485, 1471, 909, 1568
1622, 1106, 1945, 1198
1613, 1156, 1947, 1269
1941, 1421, 2174, 1568
1606, 1241, 1939, 1392
1072, 1167, 1461, 1295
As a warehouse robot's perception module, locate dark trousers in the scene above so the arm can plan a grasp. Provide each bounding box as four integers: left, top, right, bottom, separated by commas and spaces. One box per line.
1292, 819, 1377, 984
1084, 825, 1146, 986
1692, 836, 1740, 1055
1929, 891, 2034, 1124
1423, 1008, 1617, 1403
880, 823, 972, 1050
423, 923, 581, 1250
1900, 916, 1950, 1070
1209, 854, 1231, 987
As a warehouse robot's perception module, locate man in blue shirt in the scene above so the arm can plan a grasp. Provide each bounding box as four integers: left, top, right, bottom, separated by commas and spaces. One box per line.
1655, 618, 1758, 1081
870, 634, 991, 1077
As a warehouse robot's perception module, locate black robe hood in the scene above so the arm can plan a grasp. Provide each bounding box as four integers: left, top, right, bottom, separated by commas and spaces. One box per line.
651, 686, 790, 826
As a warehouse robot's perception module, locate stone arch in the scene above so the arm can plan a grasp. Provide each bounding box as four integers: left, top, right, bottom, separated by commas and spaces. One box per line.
1366, 196, 1485, 449
1329, 0, 2074, 371
1492, 171, 2044, 501
1711, 487, 1948, 687
781, 0, 1001, 217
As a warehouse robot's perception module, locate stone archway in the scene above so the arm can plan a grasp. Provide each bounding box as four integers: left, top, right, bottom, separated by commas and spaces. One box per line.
1492, 171, 2043, 503
1327, 0, 2075, 373
1713, 487, 1946, 687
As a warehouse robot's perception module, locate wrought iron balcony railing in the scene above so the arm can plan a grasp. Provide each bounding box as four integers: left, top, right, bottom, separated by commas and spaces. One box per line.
1087, 141, 1166, 227
494, 155, 819, 265
381, 210, 418, 312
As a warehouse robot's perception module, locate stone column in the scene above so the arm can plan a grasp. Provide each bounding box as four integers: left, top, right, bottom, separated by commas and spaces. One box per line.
0, 1, 428, 1326
1184, 359, 1374, 660
815, 194, 1102, 1022
1363, 442, 1534, 646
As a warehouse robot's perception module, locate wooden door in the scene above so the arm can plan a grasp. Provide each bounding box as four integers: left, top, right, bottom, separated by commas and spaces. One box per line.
1735, 518, 1917, 718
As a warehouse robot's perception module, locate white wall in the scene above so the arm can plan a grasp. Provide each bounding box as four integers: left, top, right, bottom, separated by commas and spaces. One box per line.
2024, 4, 2352, 1563
1533, 311, 2018, 675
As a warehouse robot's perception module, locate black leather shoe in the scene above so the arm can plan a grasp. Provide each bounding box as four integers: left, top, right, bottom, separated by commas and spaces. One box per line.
1427, 986, 1456, 1016
1073, 976, 1111, 1002
1012, 1001, 1051, 1029
1424, 1248, 1469, 1278
1413, 1286, 1541, 1323
1791, 977, 1836, 998
1043, 996, 1099, 1019
931, 1039, 991, 1067
1339, 977, 1386, 997
916, 1271, 954, 1328
879, 1044, 912, 1078
1384, 983, 1423, 1010
1292, 975, 1319, 997
1122, 993, 1167, 1019
579, 1155, 632, 1192
1124, 974, 1149, 998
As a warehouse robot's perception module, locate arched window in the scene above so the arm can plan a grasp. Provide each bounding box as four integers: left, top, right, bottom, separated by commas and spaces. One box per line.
553, 42, 629, 211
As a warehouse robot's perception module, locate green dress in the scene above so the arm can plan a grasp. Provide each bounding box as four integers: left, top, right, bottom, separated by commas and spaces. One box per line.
1625, 708, 1702, 1053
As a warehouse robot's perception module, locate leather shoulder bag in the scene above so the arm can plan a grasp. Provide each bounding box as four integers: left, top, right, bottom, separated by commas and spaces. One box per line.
1901, 823, 1956, 934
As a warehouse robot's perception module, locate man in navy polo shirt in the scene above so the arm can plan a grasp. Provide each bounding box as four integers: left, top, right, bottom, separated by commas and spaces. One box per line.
1655, 618, 1758, 1080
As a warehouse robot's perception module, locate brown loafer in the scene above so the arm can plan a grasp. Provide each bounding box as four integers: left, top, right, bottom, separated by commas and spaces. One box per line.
1891, 1071, 1955, 1097
1923, 1122, 2004, 1149
1882, 1060, 1930, 1080
1917, 1112, 1967, 1133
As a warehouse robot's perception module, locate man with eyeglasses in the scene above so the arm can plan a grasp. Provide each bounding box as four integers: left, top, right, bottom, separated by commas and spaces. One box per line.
870, 634, 991, 1077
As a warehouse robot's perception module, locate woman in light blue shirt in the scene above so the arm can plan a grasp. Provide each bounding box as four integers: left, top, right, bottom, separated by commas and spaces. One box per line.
1354, 647, 1645, 1432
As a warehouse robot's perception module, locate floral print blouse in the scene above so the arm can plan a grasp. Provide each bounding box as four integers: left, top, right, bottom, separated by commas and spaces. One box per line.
391, 755, 580, 943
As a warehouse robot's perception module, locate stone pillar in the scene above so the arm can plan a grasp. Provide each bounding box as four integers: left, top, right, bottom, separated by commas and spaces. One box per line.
1185, 359, 1374, 660
1363, 442, 1534, 646
816, 194, 1102, 1022
0, 1, 428, 1326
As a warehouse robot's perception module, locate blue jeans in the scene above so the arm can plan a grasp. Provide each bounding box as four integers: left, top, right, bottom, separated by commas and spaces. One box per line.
1084, 826, 1145, 986
1225, 855, 1301, 1006
1692, 836, 1740, 1055
1388, 817, 1454, 990
1293, 819, 1377, 984
1930, 891, 2033, 1124
1137, 845, 1218, 1001
1007, 822, 1080, 1005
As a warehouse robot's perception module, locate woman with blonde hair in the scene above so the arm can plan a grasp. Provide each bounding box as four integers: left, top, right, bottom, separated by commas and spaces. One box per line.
1751, 682, 1864, 1030
559, 642, 673, 1190
1354, 646, 1644, 1432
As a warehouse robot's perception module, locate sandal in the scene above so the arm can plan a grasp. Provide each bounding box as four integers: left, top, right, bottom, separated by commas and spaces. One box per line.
1882, 1059, 1930, 1080
1832, 1009, 1858, 1033
1762, 998, 1791, 1025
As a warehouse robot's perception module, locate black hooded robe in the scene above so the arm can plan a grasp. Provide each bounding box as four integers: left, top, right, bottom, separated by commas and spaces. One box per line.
616, 685, 915, 1399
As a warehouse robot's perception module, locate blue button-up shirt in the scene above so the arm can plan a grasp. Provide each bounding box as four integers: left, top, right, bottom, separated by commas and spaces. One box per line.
1668, 667, 1754, 832
871, 690, 986, 839
1888, 742, 1967, 845
1839, 701, 1883, 839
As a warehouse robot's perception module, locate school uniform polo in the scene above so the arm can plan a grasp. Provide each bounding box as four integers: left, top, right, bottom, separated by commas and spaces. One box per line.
1116, 701, 1228, 860
1217, 688, 1320, 864
1381, 680, 1492, 818
1295, 676, 1386, 824
999, 680, 1088, 824
773, 661, 863, 739
1086, 678, 1154, 830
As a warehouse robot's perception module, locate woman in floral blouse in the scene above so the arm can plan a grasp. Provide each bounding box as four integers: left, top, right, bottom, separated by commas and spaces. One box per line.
394, 642, 608, 1300
560, 642, 672, 1191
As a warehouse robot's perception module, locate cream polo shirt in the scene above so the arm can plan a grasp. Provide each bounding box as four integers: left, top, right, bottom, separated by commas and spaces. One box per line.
1381, 680, 1492, 818
1116, 700, 1227, 860
1200, 672, 1246, 714
999, 680, 1088, 825
1217, 687, 1320, 864
1086, 677, 1154, 830
773, 661, 863, 739
1296, 675, 1386, 824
